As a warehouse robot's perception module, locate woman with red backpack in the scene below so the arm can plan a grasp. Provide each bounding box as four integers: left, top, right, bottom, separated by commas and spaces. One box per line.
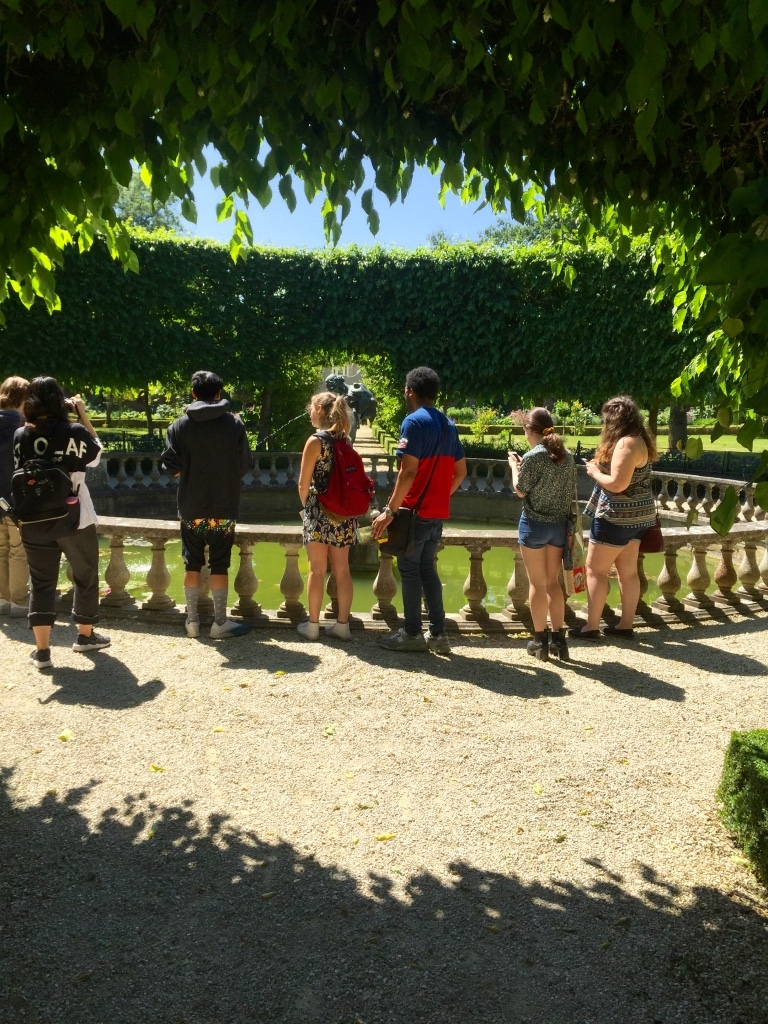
296, 391, 371, 642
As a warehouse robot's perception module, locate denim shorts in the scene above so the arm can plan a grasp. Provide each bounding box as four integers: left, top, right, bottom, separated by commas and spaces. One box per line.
590, 517, 650, 547
517, 512, 567, 549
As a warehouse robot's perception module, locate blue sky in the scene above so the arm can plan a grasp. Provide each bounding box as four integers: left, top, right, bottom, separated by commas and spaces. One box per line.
188, 151, 503, 249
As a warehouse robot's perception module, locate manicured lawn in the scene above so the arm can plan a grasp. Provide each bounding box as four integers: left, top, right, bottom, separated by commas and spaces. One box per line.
489, 431, 768, 454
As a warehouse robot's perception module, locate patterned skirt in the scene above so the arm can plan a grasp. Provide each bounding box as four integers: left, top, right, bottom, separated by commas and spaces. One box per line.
302, 493, 357, 547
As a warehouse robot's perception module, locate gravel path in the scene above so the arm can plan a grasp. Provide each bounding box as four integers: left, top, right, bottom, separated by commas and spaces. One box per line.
1, 614, 767, 1024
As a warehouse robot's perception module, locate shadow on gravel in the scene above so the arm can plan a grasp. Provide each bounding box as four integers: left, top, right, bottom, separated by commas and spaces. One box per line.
36, 655, 164, 710
1, 771, 766, 1024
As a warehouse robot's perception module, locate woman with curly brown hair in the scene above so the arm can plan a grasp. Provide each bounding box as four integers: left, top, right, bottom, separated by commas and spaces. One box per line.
570, 395, 657, 642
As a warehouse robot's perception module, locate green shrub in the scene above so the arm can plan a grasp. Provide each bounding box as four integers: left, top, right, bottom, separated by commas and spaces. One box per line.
718, 729, 768, 886
446, 406, 476, 423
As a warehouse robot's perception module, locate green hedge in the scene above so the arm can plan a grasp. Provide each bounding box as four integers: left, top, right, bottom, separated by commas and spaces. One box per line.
718, 730, 768, 886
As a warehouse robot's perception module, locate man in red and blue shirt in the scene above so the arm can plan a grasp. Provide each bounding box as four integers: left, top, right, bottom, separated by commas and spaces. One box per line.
372, 366, 466, 653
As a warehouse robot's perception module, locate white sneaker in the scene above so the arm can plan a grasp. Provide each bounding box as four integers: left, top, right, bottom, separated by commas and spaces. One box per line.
325, 621, 351, 641
210, 618, 250, 639
185, 619, 200, 638
297, 620, 320, 640
10, 602, 28, 617
424, 631, 451, 654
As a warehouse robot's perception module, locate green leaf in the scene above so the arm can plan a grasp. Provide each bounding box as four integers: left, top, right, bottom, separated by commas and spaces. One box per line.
709, 420, 726, 443
710, 486, 739, 537
692, 32, 715, 70
685, 509, 698, 528
278, 174, 297, 213
736, 416, 762, 451
105, 0, 139, 30
685, 436, 703, 459
384, 59, 398, 93
528, 97, 545, 125
754, 481, 768, 511
749, 0, 768, 36
114, 109, 135, 136
721, 317, 744, 337
378, 0, 397, 26
748, 450, 768, 484
180, 196, 197, 224
703, 144, 721, 174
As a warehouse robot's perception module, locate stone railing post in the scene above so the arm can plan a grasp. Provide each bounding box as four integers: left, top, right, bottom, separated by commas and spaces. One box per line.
634, 551, 655, 622
115, 457, 129, 487
197, 552, 214, 620
325, 571, 339, 620
232, 540, 267, 620
372, 552, 398, 626
142, 538, 175, 610
101, 534, 134, 608
652, 542, 685, 619
504, 545, 531, 626
276, 542, 305, 621
759, 543, 768, 596
712, 537, 741, 611
461, 542, 490, 622
736, 540, 765, 608
149, 456, 162, 485
683, 540, 714, 616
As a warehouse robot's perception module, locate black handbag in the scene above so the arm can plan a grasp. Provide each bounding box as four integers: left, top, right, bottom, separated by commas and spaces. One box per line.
378, 416, 449, 558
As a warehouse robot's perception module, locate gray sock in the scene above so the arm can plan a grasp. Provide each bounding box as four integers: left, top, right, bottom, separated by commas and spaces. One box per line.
212, 587, 228, 626
185, 586, 200, 623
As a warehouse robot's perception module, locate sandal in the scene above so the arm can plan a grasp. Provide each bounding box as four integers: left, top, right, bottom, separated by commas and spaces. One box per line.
567, 627, 601, 641
601, 626, 635, 638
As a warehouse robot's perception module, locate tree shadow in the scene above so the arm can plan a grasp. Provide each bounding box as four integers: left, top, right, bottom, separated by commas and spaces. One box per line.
561, 657, 687, 701
1, 770, 765, 1024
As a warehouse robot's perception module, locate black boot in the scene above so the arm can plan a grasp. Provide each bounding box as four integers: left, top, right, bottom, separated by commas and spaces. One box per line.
549, 628, 570, 661
526, 629, 550, 662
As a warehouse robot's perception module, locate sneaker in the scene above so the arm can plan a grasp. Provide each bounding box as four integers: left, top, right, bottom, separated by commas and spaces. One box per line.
209, 618, 250, 639
297, 620, 320, 641
424, 631, 451, 654
0, 600, 10, 615
325, 621, 351, 641
378, 627, 428, 652
29, 648, 52, 670
72, 631, 111, 652
185, 619, 200, 639
10, 602, 28, 617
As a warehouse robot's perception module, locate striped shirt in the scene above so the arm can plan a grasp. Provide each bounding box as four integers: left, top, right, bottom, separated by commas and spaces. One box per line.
585, 462, 656, 527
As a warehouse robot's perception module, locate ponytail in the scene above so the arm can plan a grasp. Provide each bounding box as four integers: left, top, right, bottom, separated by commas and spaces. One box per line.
308, 390, 352, 436
524, 407, 568, 463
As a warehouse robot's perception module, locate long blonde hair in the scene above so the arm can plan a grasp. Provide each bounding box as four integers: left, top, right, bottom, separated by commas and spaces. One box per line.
594, 395, 657, 465
308, 391, 352, 436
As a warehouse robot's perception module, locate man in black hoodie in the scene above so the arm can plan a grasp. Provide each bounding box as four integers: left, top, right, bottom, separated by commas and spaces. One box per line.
162, 370, 253, 639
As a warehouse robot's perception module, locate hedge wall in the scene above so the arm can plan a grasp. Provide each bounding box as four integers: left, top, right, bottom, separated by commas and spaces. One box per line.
718, 730, 768, 887
0, 233, 698, 410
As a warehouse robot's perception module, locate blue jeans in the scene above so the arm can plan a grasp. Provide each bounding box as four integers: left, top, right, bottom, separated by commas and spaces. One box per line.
397, 517, 445, 637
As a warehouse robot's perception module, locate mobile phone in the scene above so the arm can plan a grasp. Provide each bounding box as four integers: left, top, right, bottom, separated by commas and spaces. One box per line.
0, 496, 11, 512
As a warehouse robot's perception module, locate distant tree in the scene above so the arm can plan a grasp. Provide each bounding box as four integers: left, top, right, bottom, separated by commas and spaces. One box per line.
478, 205, 584, 247
115, 172, 183, 232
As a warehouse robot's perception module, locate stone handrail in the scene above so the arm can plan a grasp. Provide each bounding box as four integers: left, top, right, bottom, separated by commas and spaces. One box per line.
70, 515, 768, 632
98, 453, 765, 523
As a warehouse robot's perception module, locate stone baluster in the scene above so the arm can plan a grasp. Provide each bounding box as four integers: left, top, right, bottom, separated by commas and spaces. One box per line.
370, 456, 380, 489
276, 542, 305, 620
372, 552, 398, 625
461, 542, 490, 621
466, 462, 480, 493
758, 543, 768, 596
101, 535, 135, 607
232, 540, 267, 620
683, 541, 714, 616
197, 550, 214, 620
652, 542, 685, 619
735, 540, 764, 608
633, 551, 654, 622
116, 457, 128, 487
673, 478, 687, 514
324, 571, 339, 620
500, 463, 513, 497
484, 464, 496, 493
386, 458, 398, 489
655, 477, 670, 512
285, 457, 296, 487
58, 558, 75, 611
504, 545, 531, 627
712, 537, 741, 610
149, 456, 161, 485
133, 457, 144, 486
268, 457, 279, 487
702, 482, 715, 515
742, 488, 756, 523
142, 538, 175, 610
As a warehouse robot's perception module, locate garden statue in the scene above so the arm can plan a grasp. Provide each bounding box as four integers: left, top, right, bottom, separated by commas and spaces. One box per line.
323, 375, 377, 444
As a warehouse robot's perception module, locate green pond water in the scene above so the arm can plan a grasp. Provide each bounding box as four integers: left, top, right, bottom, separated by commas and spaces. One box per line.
74, 520, 711, 615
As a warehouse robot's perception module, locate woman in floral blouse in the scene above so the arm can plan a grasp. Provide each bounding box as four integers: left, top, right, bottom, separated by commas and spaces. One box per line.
296, 391, 357, 641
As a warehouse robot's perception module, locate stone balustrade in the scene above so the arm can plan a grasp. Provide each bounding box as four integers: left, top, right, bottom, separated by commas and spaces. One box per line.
98, 454, 764, 523
73, 516, 768, 632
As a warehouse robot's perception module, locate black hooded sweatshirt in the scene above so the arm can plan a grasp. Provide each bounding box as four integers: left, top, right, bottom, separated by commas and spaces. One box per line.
162, 399, 253, 520
0, 408, 23, 503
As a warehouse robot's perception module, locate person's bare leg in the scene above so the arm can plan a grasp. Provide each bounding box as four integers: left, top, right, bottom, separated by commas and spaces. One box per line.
305, 543, 328, 622
328, 545, 353, 623
581, 542, 618, 632
614, 541, 642, 629
32, 624, 52, 651
519, 546, 548, 632
544, 545, 566, 631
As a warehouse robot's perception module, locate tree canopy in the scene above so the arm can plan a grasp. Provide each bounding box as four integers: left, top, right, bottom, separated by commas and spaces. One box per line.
115, 171, 183, 232
0, 0, 766, 429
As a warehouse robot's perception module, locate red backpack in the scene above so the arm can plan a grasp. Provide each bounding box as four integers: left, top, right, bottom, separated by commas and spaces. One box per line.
317, 432, 374, 521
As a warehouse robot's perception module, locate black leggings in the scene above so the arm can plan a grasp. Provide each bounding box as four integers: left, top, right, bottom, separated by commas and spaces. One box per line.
22, 523, 100, 627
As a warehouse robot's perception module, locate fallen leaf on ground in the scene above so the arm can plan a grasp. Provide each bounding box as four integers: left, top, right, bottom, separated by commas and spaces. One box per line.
273, 670, 286, 676
212, 726, 226, 733
58, 730, 74, 742
532, 782, 543, 795
323, 723, 337, 737
375, 832, 396, 842
261, 891, 278, 900
150, 764, 165, 772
